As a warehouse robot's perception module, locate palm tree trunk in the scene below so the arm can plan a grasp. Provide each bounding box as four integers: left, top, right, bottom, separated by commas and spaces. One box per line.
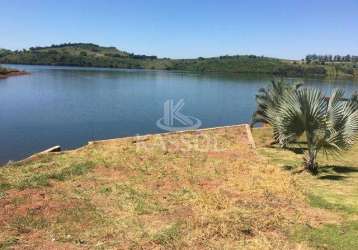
305, 134, 318, 174
305, 150, 318, 174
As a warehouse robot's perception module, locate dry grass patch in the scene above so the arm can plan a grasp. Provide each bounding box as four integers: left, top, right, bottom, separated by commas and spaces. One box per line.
0, 125, 319, 249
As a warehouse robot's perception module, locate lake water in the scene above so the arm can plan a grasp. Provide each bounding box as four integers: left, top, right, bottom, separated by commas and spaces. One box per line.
1, 64, 357, 164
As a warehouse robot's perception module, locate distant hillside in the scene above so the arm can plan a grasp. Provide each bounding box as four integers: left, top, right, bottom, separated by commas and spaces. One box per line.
28, 43, 131, 58
166, 56, 330, 77
0, 43, 160, 69
1, 43, 357, 78
0, 48, 11, 57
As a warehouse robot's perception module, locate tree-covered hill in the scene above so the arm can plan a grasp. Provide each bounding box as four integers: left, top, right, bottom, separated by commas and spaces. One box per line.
1, 43, 357, 78
0, 43, 160, 69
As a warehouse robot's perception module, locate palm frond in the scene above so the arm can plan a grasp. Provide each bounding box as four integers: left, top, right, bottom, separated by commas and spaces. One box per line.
251, 79, 303, 128
254, 84, 358, 172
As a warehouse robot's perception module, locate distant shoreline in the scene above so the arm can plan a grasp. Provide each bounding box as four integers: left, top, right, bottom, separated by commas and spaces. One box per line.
1, 43, 357, 79
0, 68, 29, 79
4, 62, 358, 81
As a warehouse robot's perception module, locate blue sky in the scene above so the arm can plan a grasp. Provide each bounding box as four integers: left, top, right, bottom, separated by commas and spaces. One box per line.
1, 0, 357, 59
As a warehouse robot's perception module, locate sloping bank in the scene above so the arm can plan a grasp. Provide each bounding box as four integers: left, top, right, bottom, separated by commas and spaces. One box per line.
0, 125, 333, 249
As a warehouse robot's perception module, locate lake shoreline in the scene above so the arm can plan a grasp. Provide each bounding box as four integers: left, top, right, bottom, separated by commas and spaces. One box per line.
3, 62, 358, 81
8, 123, 254, 167
0, 69, 29, 79
1, 64, 357, 165
1, 42, 357, 79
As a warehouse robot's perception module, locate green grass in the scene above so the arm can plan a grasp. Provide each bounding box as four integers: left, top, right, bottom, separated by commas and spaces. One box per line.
11, 213, 49, 234
293, 221, 358, 250
0, 182, 11, 192
308, 193, 358, 214
0, 237, 19, 250
114, 184, 167, 215
17, 161, 94, 189
253, 127, 358, 249
153, 222, 183, 246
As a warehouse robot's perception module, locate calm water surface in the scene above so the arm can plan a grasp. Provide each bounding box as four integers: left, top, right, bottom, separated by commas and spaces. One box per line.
1, 64, 357, 164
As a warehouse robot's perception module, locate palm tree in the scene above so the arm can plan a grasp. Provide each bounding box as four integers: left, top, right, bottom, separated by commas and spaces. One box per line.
251, 79, 302, 143
271, 88, 358, 173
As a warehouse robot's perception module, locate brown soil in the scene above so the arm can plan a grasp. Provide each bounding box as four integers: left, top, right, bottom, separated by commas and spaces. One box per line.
0, 70, 29, 79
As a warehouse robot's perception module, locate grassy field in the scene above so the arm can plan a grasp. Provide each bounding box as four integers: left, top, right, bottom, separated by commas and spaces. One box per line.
0, 125, 357, 249
253, 127, 358, 249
